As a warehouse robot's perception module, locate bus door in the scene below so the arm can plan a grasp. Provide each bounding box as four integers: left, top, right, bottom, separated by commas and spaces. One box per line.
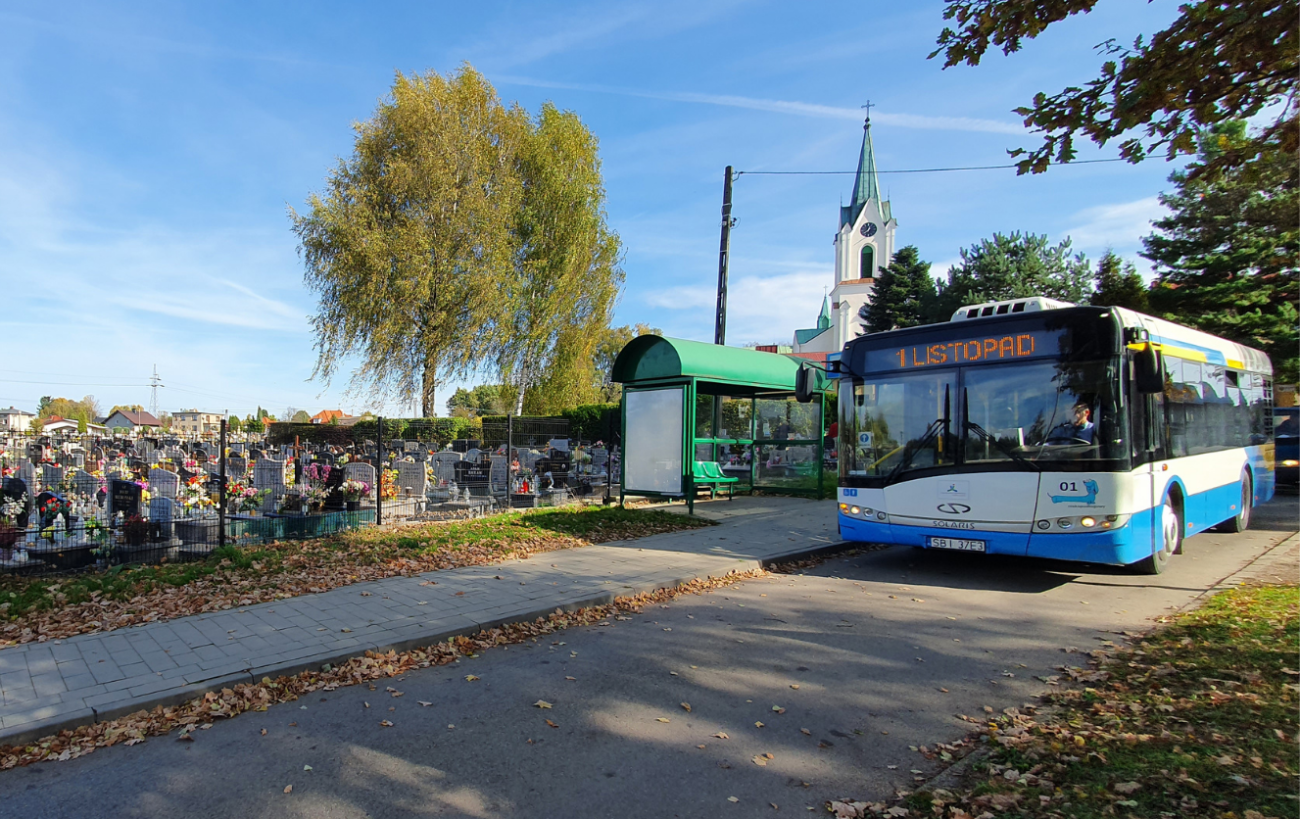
1130, 357, 1169, 554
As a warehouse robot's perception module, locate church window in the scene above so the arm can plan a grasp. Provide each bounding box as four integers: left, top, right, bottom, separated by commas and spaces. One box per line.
860, 246, 875, 279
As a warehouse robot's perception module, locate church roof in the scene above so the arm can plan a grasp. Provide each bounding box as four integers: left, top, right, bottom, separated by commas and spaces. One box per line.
794, 326, 831, 345
816, 295, 831, 330
840, 118, 885, 228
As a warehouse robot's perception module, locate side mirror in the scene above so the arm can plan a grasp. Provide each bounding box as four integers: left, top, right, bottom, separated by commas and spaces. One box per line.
795, 366, 816, 404
1134, 347, 1164, 394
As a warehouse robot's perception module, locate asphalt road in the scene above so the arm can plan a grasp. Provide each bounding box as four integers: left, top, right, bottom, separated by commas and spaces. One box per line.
1, 497, 1294, 819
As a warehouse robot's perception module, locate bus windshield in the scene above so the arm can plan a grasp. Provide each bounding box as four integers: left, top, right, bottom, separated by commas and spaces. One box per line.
841, 357, 1125, 481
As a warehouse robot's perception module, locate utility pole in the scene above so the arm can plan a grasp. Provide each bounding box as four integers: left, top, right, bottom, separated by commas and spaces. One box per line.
714, 166, 734, 346
149, 365, 164, 419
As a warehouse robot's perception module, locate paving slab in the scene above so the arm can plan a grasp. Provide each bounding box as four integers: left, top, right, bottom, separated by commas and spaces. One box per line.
0, 497, 835, 746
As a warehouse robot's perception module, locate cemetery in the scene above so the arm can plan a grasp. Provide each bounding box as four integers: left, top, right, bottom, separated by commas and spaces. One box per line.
0, 416, 619, 577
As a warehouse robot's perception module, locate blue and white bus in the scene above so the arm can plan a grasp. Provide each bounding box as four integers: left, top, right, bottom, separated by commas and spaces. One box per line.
835, 298, 1275, 573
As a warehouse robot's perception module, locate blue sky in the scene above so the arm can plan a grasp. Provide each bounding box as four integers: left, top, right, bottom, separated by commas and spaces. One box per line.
0, 1, 1187, 419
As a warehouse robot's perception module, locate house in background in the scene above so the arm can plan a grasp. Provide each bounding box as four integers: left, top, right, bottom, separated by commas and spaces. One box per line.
172, 409, 223, 435
104, 409, 162, 433
311, 409, 344, 424
38, 415, 108, 435
0, 407, 35, 431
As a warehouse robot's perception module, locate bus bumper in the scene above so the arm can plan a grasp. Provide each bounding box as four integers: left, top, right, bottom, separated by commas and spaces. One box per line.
838, 513, 1029, 556
839, 512, 1154, 566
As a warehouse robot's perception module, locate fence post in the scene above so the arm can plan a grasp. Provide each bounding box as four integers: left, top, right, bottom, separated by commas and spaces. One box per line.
506, 414, 514, 508
218, 419, 227, 550
375, 416, 383, 526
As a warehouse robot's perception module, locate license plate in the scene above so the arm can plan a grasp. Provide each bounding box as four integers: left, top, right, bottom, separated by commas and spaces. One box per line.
927, 536, 986, 552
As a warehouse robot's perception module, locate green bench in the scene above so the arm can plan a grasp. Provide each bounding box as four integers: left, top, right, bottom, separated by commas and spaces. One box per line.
692, 461, 739, 500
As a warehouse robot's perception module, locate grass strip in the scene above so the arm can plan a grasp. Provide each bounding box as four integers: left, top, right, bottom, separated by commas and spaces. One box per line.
0, 567, 761, 771
829, 583, 1300, 819
0, 505, 712, 646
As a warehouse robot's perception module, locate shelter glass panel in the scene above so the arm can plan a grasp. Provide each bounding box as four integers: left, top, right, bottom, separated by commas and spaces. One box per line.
624, 388, 684, 494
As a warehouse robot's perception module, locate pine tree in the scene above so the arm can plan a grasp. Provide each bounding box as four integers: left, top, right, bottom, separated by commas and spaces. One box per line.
934, 232, 1093, 318
1090, 250, 1149, 311
1144, 121, 1298, 381
862, 246, 938, 334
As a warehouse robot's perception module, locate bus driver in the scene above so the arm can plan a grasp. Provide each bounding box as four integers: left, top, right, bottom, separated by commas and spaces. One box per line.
1050, 401, 1095, 444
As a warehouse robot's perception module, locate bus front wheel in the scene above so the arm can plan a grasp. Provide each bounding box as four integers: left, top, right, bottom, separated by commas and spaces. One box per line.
1218, 472, 1252, 533
1138, 495, 1181, 575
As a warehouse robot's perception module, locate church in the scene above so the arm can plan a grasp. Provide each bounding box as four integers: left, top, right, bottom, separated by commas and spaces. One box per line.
788, 115, 896, 361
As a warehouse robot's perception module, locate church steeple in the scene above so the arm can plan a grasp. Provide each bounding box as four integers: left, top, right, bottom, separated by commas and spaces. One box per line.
840, 113, 880, 228
816, 294, 831, 330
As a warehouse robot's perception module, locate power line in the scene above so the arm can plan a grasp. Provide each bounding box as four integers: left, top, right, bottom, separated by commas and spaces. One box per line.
0, 379, 153, 387
735, 158, 1126, 176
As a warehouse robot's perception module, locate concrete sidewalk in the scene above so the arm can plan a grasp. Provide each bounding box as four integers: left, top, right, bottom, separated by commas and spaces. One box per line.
0, 497, 839, 746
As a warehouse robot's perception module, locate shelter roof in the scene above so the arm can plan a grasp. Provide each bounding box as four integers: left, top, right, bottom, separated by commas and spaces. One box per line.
611, 335, 825, 394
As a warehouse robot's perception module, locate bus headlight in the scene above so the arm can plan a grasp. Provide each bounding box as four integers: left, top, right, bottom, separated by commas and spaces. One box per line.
1080, 516, 1097, 528
1283, 459, 1299, 467
850, 506, 861, 515
1056, 518, 1073, 529
876, 511, 887, 521
839, 503, 849, 512
1036, 520, 1051, 530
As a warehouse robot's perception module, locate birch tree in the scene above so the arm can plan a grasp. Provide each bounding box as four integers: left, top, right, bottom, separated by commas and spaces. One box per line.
292, 66, 525, 416
498, 103, 622, 414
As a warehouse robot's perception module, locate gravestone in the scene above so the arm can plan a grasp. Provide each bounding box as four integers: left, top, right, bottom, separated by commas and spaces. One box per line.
431, 451, 461, 484
453, 460, 490, 491
71, 452, 85, 469
2, 477, 31, 528
227, 455, 246, 478
109, 479, 142, 519
42, 464, 64, 488
17, 462, 37, 495
343, 461, 377, 491
72, 471, 98, 499
149, 468, 180, 500
396, 461, 427, 498
590, 447, 609, 467
489, 455, 508, 492
149, 496, 176, 542
254, 458, 289, 512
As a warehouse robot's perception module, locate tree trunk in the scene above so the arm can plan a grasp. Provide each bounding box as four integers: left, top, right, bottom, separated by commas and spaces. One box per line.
514, 385, 525, 416
421, 362, 437, 418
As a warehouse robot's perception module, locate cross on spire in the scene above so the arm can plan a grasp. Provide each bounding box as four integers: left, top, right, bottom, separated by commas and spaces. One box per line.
861, 100, 874, 128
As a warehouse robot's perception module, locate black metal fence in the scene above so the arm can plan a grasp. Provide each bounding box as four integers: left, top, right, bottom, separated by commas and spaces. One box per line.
0, 416, 619, 577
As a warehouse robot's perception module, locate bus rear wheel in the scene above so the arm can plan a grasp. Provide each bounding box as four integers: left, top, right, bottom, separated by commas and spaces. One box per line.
1218, 473, 1252, 533
1138, 495, 1180, 575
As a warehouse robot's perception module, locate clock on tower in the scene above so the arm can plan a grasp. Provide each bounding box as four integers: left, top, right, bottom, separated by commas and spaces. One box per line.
859, 222, 878, 238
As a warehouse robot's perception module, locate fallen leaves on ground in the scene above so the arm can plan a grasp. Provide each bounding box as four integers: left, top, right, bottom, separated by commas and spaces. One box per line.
0, 507, 713, 647
0, 568, 761, 773
827, 583, 1298, 819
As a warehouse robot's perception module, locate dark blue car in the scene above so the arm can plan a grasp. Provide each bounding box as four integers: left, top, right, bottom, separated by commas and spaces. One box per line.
1275, 407, 1298, 488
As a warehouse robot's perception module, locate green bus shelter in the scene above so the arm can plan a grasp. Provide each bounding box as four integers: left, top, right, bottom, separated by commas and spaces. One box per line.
611, 335, 833, 512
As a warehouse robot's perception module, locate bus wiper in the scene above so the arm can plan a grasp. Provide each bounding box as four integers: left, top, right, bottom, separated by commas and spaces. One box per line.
965, 419, 1041, 472
962, 387, 1040, 472
884, 385, 950, 485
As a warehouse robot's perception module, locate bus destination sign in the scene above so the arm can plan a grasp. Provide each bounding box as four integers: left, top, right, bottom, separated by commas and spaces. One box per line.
865, 329, 1059, 372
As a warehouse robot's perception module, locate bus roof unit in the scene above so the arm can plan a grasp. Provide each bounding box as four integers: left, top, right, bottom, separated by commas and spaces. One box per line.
951, 297, 1075, 322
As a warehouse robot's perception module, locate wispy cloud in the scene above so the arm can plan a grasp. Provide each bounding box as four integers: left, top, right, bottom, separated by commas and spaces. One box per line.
1061, 196, 1166, 255
639, 269, 829, 344
498, 76, 1023, 134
